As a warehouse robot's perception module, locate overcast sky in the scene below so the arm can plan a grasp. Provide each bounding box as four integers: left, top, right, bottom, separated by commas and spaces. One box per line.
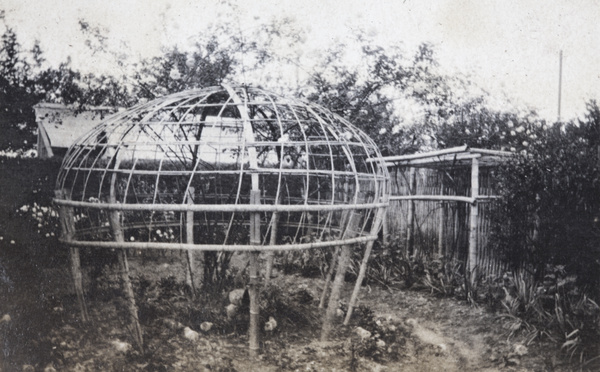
3, 0, 599, 122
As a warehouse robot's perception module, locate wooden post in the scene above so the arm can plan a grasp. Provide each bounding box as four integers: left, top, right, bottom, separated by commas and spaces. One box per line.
55, 189, 89, 323
321, 244, 351, 341
109, 175, 144, 353
468, 158, 479, 273
406, 168, 416, 257
184, 187, 197, 297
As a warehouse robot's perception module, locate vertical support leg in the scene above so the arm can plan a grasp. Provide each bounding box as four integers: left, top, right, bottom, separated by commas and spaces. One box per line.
264, 206, 279, 284
468, 158, 480, 274
406, 168, 416, 258
55, 189, 89, 323
343, 240, 375, 325
319, 246, 340, 309
248, 190, 261, 356
321, 245, 351, 341
108, 190, 143, 353
185, 187, 197, 297
117, 248, 144, 353
438, 202, 446, 257
69, 246, 89, 323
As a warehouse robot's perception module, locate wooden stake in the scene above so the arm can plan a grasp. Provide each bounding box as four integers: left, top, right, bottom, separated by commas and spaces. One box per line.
55, 189, 89, 323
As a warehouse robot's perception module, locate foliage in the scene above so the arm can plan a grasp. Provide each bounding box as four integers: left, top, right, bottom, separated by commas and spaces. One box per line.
491, 101, 600, 291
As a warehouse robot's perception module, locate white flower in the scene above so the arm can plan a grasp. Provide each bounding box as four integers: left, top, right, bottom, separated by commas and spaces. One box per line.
522, 141, 529, 147
516, 126, 525, 133
169, 68, 182, 80
277, 133, 290, 143
510, 130, 516, 136
379, 128, 387, 135
507, 120, 514, 128
130, 236, 135, 241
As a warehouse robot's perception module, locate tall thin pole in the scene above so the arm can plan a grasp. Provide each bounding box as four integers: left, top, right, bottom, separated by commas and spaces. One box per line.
558, 50, 563, 122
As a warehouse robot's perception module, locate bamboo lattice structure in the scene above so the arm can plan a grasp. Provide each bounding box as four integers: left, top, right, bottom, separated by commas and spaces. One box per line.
382, 146, 513, 275
53, 85, 390, 352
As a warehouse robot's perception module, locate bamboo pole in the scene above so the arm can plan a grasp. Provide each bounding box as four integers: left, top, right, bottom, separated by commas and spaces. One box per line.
343, 206, 386, 325
184, 187, 197, 297
406, 168, 416, 257
248, 192, 261, 356
319, 246, 340, 308
438, 202, 446, 257
321, 244, 351, 341
109, 175, 144, 353
55, 189, 89, 323
226, 84, 262, 356
468, 158, 479, 274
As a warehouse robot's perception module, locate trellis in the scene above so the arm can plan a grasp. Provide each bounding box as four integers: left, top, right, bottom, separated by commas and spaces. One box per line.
53, 85, 390, 353
381, 146, 513, 274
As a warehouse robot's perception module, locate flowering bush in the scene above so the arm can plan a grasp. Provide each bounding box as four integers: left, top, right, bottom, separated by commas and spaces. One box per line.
491, 101, 600, 293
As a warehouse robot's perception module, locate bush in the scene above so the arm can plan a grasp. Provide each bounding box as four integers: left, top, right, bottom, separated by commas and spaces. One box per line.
491, 101, 600, 297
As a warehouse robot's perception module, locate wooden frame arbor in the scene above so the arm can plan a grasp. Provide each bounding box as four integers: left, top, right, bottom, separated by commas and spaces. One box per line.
53, 85, 390, 354
381, 145, 513, 273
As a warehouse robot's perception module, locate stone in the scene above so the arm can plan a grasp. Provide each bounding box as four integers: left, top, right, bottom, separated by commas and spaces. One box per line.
200, 322, 213, 332
111, 340, 132, 353
228, 289, 246, 306
226, 304, 238, 321
355, 327, 372, 340
183, 327, 199, 341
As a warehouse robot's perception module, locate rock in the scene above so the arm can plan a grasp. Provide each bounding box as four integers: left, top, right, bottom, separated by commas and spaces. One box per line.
514, 343, 528, 356
376, 339, 386, 348
200, 322, 213, 332
226, 304, 238, 321
163, 318, 184, 330
1, 314, 11, 323
111, 340, 132, 353
264, 316, 277, 332
335, 308, 345, 317
228, 289, 246, 306
183, 327, 199, 341
22, 365, 35, 372
355, 327, 372, 340
44, 364, 57, 372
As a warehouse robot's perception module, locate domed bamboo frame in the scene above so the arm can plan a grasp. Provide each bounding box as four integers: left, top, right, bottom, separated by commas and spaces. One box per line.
53, 84, 390, 353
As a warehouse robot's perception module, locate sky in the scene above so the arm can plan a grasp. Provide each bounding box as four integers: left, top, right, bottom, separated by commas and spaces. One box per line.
2, 0, 599, 122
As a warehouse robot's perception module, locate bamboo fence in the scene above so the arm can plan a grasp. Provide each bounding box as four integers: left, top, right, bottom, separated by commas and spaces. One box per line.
383, 147, 512, 278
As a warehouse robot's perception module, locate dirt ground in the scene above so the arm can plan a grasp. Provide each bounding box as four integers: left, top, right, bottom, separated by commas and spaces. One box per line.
0, 252, 584, 371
